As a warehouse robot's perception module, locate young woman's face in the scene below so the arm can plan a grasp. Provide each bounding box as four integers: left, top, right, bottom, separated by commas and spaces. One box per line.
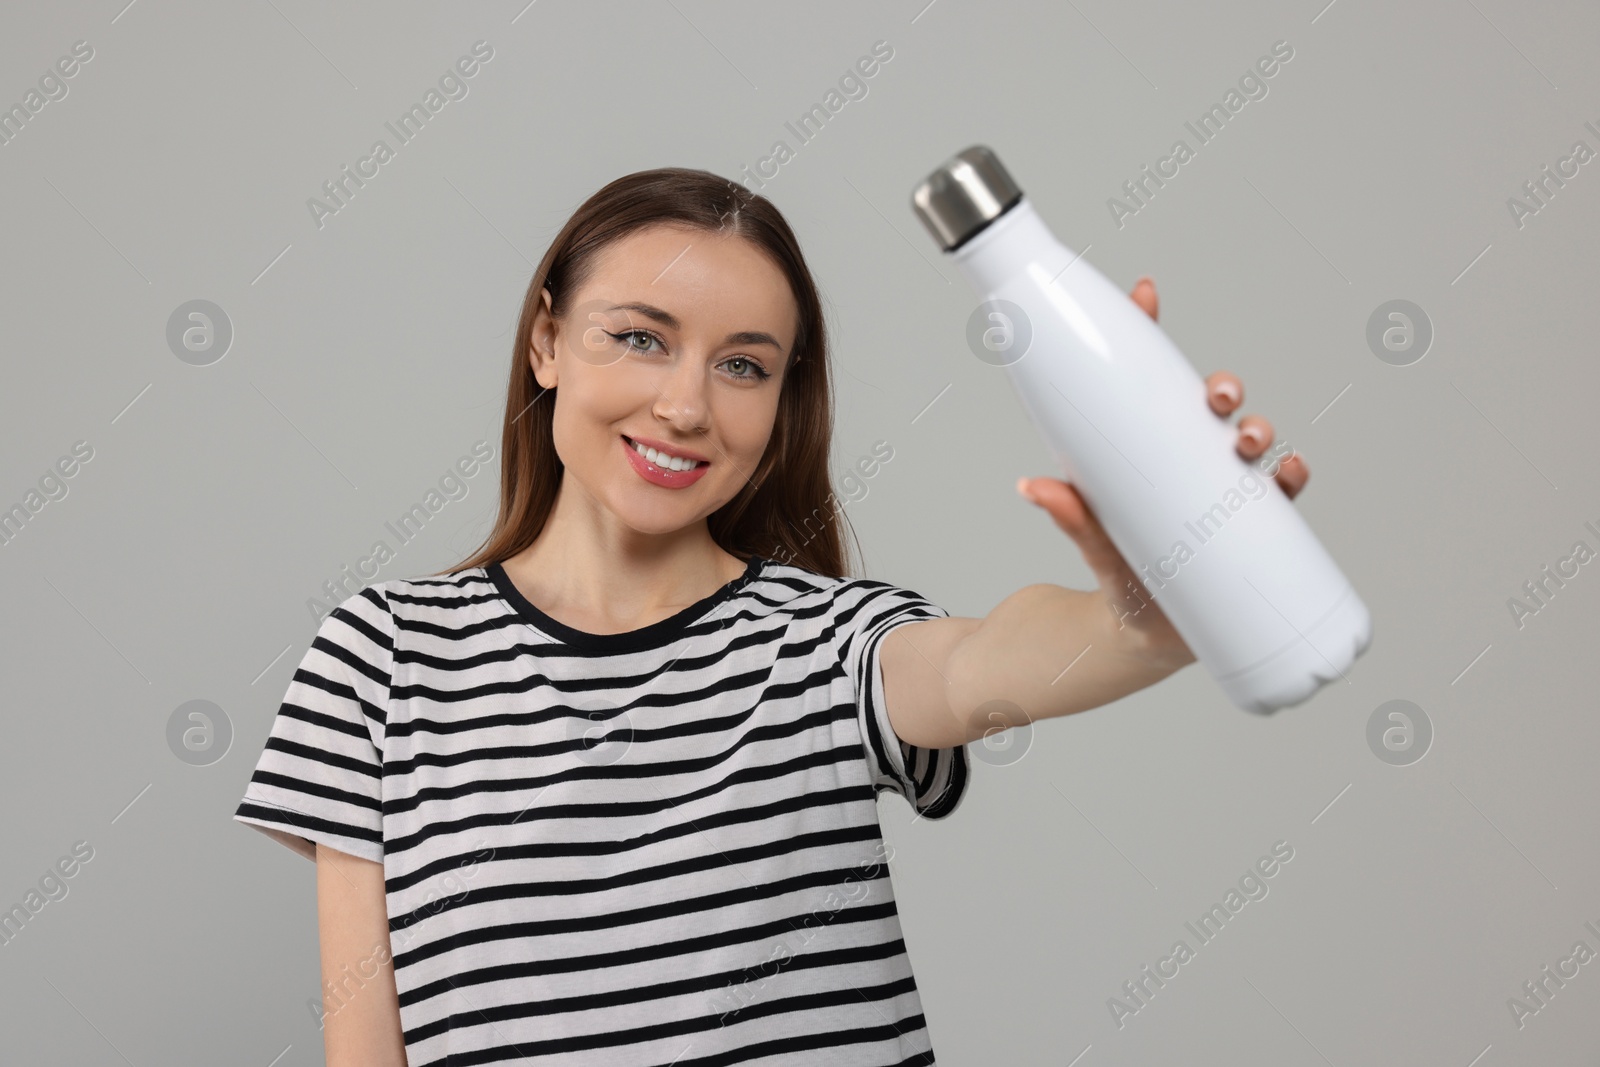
530, 223, 799, 538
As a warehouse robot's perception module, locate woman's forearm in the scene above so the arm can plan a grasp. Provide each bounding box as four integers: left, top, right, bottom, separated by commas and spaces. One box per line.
945, 583, 1194, 733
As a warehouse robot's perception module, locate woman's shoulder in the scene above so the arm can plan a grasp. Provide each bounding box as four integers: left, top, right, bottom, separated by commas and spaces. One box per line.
756, 557, 945, 617
385, 565, 496, 596
754, 556, 853, 601
324, 568, 499, 629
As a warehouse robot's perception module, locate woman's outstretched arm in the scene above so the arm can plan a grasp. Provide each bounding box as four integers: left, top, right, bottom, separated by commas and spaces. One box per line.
316, 843, 408, 1066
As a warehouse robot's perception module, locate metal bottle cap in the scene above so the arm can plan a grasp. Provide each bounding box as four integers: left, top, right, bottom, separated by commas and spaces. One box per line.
911, 145, 1024, 252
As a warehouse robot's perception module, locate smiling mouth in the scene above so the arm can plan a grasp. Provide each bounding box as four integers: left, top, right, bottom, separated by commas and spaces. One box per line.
622, 435, 709, 470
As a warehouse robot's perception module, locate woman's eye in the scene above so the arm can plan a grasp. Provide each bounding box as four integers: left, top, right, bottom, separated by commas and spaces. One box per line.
724, 356, 771, 381
607, 329, 662, 354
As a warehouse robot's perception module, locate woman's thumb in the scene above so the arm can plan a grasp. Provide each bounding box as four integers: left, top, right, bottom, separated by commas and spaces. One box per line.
1018, 476, 1116, 570
1018, 476, 1079, 524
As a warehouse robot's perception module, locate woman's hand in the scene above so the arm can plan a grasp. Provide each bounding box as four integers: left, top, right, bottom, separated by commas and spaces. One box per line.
1014, 274, 1310, 672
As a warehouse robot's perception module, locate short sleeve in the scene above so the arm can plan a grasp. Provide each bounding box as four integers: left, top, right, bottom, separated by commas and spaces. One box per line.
233, 585, 394, 863
843, 580, 970, 820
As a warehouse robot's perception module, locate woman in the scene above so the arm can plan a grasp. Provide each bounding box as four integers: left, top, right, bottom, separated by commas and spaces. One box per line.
234, 168, 1306, 1066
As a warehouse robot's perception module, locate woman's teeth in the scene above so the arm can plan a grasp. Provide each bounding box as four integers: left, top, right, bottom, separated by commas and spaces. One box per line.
628, 437, 703, 472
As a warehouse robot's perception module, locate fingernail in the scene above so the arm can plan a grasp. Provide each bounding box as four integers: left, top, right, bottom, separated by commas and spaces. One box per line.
1016, 476, 1038, 504
1214, 380, 1240, 405
1241, 425, 1265, 448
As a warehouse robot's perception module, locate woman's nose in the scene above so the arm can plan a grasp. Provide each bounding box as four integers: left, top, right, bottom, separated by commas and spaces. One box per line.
651, 356, 711, 429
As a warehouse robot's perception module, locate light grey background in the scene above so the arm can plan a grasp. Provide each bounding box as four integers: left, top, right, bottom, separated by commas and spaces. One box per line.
2, 0, 1596, 1063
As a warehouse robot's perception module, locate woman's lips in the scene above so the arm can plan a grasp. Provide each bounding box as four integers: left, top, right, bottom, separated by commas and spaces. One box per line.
621, 435, 710, 488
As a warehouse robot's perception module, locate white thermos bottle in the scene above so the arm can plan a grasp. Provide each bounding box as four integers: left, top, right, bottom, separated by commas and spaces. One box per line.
911, 145, 1372, 714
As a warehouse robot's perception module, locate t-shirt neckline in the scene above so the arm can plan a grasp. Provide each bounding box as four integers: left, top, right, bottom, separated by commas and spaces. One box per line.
485, 554, 766, 652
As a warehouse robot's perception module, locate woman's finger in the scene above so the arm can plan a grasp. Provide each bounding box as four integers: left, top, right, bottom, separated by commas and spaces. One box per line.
1274, 453, 1310, 499
1237, 414, 1273, 460
1130, 276, 1158, 321
1207, 371, 1243, 417
1018, 476, 1135, 590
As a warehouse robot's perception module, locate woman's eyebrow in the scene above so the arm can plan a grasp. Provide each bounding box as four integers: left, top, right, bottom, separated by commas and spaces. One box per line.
607, 302, 785, 352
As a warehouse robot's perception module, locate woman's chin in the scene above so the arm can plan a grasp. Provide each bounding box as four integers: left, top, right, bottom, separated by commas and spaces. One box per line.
606, 497, 711, 537
582, 469, 737, 534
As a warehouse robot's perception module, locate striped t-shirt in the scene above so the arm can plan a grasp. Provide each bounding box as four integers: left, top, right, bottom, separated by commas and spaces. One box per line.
234, 555, 971, 1066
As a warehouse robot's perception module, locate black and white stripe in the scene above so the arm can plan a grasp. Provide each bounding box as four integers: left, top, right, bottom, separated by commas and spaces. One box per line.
235, 557, 970, 1066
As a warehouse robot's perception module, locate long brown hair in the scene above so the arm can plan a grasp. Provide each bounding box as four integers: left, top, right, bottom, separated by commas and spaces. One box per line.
436, 167, 861, 579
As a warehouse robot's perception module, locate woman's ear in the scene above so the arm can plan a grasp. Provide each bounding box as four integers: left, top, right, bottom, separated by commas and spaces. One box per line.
529, 286, 558, 389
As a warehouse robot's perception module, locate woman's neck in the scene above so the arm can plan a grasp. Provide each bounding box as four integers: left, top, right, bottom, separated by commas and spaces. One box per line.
499, 491, 745, 636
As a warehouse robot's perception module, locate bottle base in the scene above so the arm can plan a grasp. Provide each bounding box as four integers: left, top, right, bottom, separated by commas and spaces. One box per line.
1215, 588, 1374, 715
